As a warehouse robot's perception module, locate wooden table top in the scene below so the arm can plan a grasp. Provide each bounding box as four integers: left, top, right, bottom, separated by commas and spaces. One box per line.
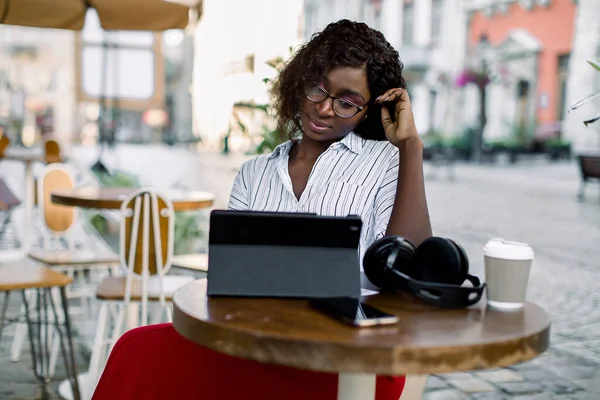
0, 262, 72, 291
2, 147, 44, 162
173, 279, 551, 376
51, 186, 215, 211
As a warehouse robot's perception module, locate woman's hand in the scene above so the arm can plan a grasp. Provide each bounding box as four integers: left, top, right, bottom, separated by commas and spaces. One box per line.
376, 88, 421, 149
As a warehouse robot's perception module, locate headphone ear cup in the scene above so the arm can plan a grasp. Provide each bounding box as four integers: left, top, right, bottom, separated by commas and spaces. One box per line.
411, 237, 465, 285
448, 239, 470, 277
363, 236, 415, 289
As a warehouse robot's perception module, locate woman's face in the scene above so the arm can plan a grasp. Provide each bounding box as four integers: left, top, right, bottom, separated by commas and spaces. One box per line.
300, 66, 371, 142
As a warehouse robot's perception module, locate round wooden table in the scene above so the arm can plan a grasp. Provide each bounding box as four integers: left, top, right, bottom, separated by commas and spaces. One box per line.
51, 186, 215, 211
173, 279, 551, 400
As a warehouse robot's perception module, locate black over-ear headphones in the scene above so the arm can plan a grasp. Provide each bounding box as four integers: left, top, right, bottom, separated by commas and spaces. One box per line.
363, 236, 486, 308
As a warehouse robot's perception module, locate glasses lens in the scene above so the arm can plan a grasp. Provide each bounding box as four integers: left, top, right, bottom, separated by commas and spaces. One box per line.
333, 99, 359, 118
305, 82, 327, 102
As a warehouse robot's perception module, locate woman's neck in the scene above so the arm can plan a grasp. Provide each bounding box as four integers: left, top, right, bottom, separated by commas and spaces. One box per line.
292, 134, 338, 161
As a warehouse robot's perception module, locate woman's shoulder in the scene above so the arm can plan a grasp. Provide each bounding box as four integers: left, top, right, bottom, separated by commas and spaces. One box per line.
238, 140, 293, 172
362, 139, 399, 159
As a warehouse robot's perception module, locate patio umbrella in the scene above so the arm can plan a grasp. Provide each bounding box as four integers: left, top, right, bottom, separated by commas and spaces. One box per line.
0, 0, 200, 31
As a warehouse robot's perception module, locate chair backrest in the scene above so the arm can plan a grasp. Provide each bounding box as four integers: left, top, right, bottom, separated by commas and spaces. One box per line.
120, 188, 174, 277
0, 178, 20, 210
0, 135, 9, 157
119, 188, 174, 322
44, 139, 63, 164
91, 323, 406, 400
37, 163, 77, 242
579, 154, 600, 179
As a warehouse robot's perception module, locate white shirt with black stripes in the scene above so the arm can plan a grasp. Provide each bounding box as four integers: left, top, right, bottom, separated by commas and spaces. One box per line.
228, 131, 399, 269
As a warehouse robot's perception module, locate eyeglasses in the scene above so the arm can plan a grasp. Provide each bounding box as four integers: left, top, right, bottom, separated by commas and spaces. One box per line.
304, 81, 366, 119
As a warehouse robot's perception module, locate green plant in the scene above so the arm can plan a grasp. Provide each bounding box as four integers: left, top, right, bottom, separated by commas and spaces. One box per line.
422, 131, 444, 148
545, 137, 571, 148
228, 51, 295, 154
173, 212, 205, 254
510, 120, 537, 146
569, 59, 600, 126
93, 169, 140, 188
486, 137, 521, 149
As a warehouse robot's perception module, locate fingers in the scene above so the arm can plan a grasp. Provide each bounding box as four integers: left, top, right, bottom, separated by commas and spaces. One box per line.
380, 104, 394, 130
375, 88, 410, 105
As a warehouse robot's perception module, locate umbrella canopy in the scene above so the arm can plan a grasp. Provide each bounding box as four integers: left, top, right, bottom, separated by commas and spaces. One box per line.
0, 0, 199, 31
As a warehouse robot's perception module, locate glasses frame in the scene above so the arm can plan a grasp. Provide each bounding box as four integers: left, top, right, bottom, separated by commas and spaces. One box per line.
303, 81, 367, 119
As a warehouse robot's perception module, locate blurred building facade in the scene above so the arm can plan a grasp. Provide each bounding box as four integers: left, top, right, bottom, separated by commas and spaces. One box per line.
464, 0, 576, 144
304, 0, 469, 138
0, 12, 170, 148
74, 11, 167, 146
191, 0, 305, 152
0, 26, 77, 146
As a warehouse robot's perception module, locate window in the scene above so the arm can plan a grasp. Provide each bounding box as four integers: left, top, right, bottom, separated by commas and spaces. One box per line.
402, 2, 414, 45
431, 0, 443, 43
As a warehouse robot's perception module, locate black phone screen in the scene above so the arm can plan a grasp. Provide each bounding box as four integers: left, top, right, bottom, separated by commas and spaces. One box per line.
309, 297, 399, 327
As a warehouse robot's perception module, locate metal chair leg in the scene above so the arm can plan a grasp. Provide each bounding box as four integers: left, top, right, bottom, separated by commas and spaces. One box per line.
0, 291, 10, 344
578, 180, 586, 201
51, 287, 81, 400
21, 288, 81, 400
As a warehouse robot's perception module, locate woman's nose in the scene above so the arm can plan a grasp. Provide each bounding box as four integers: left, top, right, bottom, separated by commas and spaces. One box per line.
315, 97, 335, 117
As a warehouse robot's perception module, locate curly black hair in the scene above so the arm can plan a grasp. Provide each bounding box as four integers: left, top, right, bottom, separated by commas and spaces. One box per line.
271, 19, 406, 141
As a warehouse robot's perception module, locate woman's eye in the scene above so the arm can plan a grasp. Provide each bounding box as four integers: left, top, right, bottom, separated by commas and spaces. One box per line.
338, 100, 355, 109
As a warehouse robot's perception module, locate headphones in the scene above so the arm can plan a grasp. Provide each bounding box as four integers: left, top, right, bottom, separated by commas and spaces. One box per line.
363, 236, 486, 309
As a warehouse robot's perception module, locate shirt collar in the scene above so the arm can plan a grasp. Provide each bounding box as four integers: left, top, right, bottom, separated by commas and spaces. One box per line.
268, 131, 365, 159
268, 140, 295, 159
339, 131, 365, 155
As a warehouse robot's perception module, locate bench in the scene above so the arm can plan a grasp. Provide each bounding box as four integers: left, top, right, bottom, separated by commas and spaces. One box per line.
577, 153, 600, 200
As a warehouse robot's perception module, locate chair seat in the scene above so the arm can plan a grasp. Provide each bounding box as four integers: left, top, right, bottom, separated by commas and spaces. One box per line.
28, 249, 120, 266
0, 263, 72, 291
92, 323, 406, 400
96, 275, 195, 301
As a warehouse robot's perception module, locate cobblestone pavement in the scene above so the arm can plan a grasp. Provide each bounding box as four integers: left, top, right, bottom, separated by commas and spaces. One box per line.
1, 143, 599, 399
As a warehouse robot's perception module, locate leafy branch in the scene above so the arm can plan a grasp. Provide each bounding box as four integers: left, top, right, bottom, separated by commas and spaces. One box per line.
570, 59, 600, 126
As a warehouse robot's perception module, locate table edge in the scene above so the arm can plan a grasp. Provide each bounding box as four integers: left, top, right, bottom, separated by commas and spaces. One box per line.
172, 294, 551, 375
51, 189, 215, 211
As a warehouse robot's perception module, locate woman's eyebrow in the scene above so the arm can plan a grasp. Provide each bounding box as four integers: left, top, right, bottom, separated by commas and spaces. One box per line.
321, 77, 367, 101
337, 88, 366, 101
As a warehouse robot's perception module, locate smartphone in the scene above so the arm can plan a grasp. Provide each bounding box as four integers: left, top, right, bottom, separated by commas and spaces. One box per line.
309, 297, 399, 327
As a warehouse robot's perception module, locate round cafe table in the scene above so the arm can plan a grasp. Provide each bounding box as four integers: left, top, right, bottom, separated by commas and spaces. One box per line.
51, 186, 215, 211
173, 279, 551, 400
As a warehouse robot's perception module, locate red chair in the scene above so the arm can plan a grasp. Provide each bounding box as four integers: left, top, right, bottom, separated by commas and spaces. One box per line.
92, 323, 405, 400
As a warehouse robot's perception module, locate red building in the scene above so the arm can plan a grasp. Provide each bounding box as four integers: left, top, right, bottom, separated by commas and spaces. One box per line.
466, 0, 576, 140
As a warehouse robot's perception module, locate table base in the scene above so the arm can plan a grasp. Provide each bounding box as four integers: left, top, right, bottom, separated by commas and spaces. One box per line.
338, 373, 376, 400
59, 372, 92, 400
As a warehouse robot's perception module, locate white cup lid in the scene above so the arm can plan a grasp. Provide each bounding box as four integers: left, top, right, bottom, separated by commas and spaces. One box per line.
483, 238, 534, 260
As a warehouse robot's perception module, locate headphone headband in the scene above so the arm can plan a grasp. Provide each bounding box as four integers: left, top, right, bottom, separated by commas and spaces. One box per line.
372, 235, 485, 309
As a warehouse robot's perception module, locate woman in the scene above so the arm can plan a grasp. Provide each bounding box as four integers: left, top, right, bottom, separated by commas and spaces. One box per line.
228, 20, 429, 398
229, 19, 432, 262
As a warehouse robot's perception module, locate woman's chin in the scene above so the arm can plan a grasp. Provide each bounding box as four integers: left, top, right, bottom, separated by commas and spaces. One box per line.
302, 127, 346, 143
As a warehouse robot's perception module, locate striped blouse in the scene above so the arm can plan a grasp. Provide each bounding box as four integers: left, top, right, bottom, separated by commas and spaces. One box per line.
227, 131, 399, 268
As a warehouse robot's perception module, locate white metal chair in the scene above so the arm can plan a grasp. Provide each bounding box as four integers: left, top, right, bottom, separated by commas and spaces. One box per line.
10, 163, 119, 369
61, 188, 194, 400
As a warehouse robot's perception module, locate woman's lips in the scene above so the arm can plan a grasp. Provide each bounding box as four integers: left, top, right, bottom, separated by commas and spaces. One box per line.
308, 117, 331, 133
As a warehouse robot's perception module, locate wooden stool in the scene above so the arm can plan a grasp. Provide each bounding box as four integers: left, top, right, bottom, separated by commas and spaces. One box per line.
0, 262, 81, 400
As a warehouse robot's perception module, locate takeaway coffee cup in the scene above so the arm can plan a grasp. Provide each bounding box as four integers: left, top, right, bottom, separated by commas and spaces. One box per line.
483, 238, 534, 310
